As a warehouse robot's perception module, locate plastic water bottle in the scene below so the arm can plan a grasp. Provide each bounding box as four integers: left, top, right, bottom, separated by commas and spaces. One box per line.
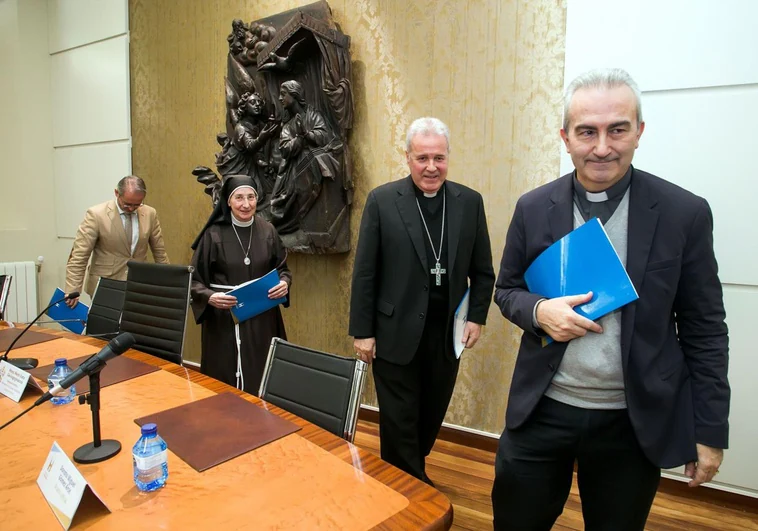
47, 358, 75, 405
133, 423, 169, 492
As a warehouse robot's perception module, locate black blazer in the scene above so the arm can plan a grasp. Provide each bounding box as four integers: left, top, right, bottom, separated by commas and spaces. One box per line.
495, 168, 730, 468
349, 176, 495, 365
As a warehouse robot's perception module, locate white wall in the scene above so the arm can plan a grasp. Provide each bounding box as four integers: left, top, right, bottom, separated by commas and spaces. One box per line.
49, 0, 131, 247
563, 0, 757, 497
0, 0, 63, 310
0, 0, 130, 313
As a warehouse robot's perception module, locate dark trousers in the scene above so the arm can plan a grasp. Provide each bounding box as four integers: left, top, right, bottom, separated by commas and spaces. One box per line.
372, 321, 459, 482
492, 397, 660, 531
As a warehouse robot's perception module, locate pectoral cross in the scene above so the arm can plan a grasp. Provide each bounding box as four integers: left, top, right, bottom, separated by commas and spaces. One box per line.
431, 262, 446, 286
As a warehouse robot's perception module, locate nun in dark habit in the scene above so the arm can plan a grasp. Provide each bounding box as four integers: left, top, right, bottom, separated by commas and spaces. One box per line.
190, 175, 291, 394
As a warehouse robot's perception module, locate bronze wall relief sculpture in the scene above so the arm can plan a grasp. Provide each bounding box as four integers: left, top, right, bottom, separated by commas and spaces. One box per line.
193, 1, 354, 253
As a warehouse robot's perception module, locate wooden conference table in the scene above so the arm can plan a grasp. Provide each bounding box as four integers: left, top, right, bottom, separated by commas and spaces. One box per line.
0, 326, 453, 530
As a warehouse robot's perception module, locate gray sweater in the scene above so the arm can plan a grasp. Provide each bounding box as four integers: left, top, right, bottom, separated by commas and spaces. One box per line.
545, 190, 630, 409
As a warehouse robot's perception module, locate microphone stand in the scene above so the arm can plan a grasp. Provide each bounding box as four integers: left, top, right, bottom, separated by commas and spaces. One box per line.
1, 315, 46, 369
73, 368, 121, 464
1, 293, 79, 370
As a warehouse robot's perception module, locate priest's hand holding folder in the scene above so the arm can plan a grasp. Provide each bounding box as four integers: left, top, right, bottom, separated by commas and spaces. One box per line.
525, 218, 638, 345
534, 291, 603, 343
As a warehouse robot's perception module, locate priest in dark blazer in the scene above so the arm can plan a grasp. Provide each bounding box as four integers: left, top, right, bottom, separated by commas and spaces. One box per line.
491, 69, 730, 530
349, 117, 495, 485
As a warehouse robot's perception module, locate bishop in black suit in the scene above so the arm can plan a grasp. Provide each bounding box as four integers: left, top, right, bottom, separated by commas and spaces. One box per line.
349, 117, 495, 484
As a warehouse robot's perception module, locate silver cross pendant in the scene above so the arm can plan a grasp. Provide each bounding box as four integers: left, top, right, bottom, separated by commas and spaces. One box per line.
430, 262, 446, 286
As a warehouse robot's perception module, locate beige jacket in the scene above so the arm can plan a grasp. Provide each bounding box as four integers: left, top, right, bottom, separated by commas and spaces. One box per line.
65, 200, 170, 296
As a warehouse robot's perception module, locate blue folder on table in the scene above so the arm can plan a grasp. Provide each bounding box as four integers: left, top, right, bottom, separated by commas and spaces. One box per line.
46, 288, 89, 335
228, 269, 286, 324
525, 218, 638, 344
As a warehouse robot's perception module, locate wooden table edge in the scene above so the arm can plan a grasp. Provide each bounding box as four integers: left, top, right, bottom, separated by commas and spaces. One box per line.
11, 326, 454, 530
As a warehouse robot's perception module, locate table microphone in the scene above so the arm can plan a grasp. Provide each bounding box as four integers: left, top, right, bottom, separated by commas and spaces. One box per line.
34, 332, 135, 407
1, 291, 80, 370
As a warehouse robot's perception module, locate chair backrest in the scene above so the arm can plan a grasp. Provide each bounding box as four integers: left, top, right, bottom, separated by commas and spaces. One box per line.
119, 261, 193, 365
85, 278, 126, 337
259, 338, 367, 442
0, 275, 11, 321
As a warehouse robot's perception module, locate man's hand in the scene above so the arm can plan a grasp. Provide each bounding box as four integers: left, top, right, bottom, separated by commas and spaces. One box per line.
461, 322, 482, 349
685, 444, 724, 487
354, 337, 376, 365
208, 292, 238, 310
536, 292, 603, 342
64, 297, 79, 309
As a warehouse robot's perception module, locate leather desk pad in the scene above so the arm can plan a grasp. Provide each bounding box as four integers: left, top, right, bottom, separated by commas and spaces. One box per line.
134, 392, 302, 472
29, 354, 159, 395
0, 329, 58, 352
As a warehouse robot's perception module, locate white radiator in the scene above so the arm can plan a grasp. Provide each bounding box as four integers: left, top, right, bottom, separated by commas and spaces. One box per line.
0, 261, 38, 322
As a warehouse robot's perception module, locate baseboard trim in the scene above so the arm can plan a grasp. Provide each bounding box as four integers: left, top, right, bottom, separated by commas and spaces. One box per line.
359, 405, 499, 453
658, 473, 758, 511
357, 405, 758, 512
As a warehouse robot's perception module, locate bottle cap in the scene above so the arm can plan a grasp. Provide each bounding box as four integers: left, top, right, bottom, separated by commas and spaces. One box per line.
54, 358, 68, 367
141, 423, 158, 436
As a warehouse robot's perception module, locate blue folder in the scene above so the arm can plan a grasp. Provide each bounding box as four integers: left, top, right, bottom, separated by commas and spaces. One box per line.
46, 288, 89, 335
453, 288, 470, 359
525, 218, 638, 341
228, 269, 286, 324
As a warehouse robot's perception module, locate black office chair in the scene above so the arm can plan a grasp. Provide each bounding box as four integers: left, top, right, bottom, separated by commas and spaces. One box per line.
85, 278, 126, 337
259, 338, 368, 442
0, 275, 11, 321
119, 261, 193, 365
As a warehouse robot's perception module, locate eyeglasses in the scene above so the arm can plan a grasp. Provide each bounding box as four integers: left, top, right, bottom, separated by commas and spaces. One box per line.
118, 196, 144, 209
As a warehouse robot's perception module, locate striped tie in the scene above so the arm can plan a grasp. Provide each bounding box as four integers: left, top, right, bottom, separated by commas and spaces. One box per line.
124, 213, 133, 255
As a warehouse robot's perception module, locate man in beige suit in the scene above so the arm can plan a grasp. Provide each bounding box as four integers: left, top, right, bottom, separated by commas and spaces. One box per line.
65, 175, 169, 307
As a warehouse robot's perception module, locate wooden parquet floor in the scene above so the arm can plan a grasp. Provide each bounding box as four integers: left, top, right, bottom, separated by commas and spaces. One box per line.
354, 420, 758, 530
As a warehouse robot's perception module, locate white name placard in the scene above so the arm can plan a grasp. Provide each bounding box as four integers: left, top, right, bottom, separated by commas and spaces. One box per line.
0, 360, 46, 402
37, 442, 110, 529
0, 360, 33, 402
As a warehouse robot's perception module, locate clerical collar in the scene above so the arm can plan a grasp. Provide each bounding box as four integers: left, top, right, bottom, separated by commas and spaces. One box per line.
412, 180, 446, 200
231, 215, 254, 227
573, 166, 632, 202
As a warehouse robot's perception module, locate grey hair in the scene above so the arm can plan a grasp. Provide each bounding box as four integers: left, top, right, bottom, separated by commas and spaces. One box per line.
563, 68, 643, 131
405, 117, 451, 152
117, 175, 147, 195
